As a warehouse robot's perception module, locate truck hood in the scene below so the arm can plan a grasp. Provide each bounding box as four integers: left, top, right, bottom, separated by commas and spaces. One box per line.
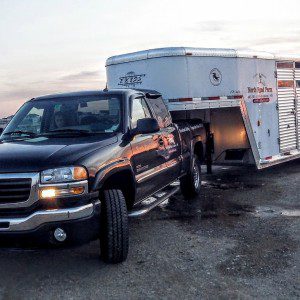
0, 135, 118, 173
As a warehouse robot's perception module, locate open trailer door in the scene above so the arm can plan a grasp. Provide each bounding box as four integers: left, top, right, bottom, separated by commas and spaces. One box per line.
276, 61, 298, 152
295, 62, 300, 149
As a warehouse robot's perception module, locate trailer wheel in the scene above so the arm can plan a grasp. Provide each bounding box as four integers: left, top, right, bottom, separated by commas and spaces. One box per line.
100, 189, 129, 263
180, 156, 202, 199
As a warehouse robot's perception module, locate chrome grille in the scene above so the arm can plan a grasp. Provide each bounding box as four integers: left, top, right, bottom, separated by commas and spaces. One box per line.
0, 178, 32, 203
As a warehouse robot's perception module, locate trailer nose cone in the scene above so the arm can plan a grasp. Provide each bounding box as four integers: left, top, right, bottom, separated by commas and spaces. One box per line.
54, 228, 67, 242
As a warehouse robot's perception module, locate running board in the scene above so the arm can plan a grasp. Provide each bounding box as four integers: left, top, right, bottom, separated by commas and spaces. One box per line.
128, 186, 180, 218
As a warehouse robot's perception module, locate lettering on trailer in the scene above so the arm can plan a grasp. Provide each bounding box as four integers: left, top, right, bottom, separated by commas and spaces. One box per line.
247, 73, 273, 103
209, 68, 222, 86
118, 71, 146, 87
253, 98, 270, 103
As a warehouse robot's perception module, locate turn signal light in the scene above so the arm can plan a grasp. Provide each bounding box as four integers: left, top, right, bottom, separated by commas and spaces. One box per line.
74, 167, 88, 181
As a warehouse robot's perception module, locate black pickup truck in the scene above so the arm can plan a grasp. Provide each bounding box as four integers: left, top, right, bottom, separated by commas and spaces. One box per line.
0, 89, 204, 263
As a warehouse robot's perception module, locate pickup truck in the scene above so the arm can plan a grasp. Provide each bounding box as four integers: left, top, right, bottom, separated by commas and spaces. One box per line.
0, 89, 204, 263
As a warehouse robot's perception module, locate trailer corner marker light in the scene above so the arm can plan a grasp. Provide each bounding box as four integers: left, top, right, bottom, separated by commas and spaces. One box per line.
41, 188, 56, 199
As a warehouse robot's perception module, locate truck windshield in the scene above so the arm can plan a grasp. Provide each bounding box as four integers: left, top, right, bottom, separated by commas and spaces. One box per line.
2, 95, 122, 138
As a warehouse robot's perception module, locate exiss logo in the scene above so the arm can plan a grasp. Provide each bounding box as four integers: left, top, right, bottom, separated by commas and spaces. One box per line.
209, 68, 222, 86
118, 72, 145, 87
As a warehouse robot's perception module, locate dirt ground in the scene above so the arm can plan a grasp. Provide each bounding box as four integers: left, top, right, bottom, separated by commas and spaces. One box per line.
0, 160, 299, 299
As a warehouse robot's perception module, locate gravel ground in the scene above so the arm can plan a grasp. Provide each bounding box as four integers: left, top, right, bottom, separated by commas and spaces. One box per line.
0, 160, 299, 299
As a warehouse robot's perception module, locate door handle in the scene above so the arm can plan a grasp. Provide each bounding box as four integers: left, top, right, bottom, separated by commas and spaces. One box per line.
158, 137, 164, 146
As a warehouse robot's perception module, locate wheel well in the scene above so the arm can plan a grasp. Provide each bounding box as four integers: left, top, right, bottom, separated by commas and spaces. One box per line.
101, 170, 136, 209
194, 141, 204, 163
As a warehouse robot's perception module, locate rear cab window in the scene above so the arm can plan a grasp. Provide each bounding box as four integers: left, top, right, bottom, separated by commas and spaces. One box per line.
145, 97, 172, 128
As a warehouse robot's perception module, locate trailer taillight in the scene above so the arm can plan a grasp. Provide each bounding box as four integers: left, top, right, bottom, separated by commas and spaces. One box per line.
227, 95, 243, 100
169, 98, 193, 102
202, 96, 220, 101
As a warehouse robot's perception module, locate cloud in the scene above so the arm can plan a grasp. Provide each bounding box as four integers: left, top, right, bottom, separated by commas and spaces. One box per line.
245, 36, 300, 47
187, 21, 226, 33
59, 70, 100, 81
0, 74, 107, 118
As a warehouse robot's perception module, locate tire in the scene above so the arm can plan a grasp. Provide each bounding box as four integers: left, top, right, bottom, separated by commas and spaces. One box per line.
180, 156, 202, 199
100, 189, 129, 263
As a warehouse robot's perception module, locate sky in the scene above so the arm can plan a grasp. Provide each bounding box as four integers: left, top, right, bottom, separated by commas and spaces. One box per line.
1, 0, 300, 118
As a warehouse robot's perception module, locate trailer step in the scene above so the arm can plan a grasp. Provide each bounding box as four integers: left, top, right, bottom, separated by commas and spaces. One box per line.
128, 185, 180, 217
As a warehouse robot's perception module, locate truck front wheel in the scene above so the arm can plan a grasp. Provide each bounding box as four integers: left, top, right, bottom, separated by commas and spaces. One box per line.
180, 156, 202, 199
100, 189, 129, 263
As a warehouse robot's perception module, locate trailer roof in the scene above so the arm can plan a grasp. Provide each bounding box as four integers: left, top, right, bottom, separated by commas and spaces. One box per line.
106, 47, 300, 66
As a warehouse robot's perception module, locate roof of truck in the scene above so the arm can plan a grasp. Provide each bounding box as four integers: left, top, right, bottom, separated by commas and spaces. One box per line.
106, 47, 300, 66
31, 89, 161, 101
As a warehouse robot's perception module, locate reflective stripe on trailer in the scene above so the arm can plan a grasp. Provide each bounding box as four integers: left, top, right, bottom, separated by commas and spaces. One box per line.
166, 95, 243, 110
168, 95, 243, 102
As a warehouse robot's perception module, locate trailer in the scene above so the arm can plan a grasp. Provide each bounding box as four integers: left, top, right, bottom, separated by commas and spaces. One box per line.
106, 47, 300, 169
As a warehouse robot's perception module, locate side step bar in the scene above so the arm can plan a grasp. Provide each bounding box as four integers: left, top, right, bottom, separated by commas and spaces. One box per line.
128, 185, 180, 218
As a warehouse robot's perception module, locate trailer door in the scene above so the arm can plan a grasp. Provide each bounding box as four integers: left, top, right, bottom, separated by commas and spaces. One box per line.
276, 62, 297, 152
295, 62, 300, 149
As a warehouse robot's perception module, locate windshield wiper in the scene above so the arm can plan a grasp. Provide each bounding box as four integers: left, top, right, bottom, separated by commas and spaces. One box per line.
3, 130, 38, 137
45, 129, 92, 136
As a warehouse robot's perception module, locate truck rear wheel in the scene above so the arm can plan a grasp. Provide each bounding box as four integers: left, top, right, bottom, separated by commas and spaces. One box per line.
100, 189, 129, 263
180, 156, 202, 199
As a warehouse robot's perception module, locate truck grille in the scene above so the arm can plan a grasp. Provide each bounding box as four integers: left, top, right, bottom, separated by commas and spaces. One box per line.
0, 178, 32, 203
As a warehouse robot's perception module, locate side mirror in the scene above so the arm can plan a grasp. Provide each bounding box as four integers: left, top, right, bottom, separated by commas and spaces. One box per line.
135, 118, 160, 135
0, 128, 3, 135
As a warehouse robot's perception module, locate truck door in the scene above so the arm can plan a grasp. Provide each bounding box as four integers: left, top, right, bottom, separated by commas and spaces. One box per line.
130, 97, 172, 201
145, 96, 182, 181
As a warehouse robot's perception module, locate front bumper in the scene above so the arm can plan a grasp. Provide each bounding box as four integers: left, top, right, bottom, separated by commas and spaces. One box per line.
0, 201, 100, 232
0, 201, 101, 246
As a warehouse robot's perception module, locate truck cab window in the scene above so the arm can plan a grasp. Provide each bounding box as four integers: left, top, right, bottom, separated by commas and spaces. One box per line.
131, 98, 151, 128
15, 107, 44, 134
147, 97, 172, 128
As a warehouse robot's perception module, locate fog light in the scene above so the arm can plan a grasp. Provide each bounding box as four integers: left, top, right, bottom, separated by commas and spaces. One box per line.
54, 228, 67, 242
41, 188, 56, 199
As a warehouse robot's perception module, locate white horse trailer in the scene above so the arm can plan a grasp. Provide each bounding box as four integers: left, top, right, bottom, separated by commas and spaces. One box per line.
106, 47, 300, 169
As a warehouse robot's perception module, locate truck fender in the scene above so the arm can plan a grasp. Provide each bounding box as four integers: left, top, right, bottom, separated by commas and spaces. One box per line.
189, 139, 204, 171
92, 158, 135, 191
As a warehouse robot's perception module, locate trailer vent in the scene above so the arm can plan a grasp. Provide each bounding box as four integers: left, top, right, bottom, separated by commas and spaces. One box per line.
0, 178, 32, 203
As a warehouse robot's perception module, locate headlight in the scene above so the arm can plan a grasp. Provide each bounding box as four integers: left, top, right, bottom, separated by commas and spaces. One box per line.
40, 166, 88, 184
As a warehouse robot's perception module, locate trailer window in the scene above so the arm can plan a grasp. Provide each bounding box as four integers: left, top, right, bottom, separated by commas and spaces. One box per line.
278, 80, 294, 88
296, 81, 300, 88
277, 62, 294, 69
295, 62, 300, 69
